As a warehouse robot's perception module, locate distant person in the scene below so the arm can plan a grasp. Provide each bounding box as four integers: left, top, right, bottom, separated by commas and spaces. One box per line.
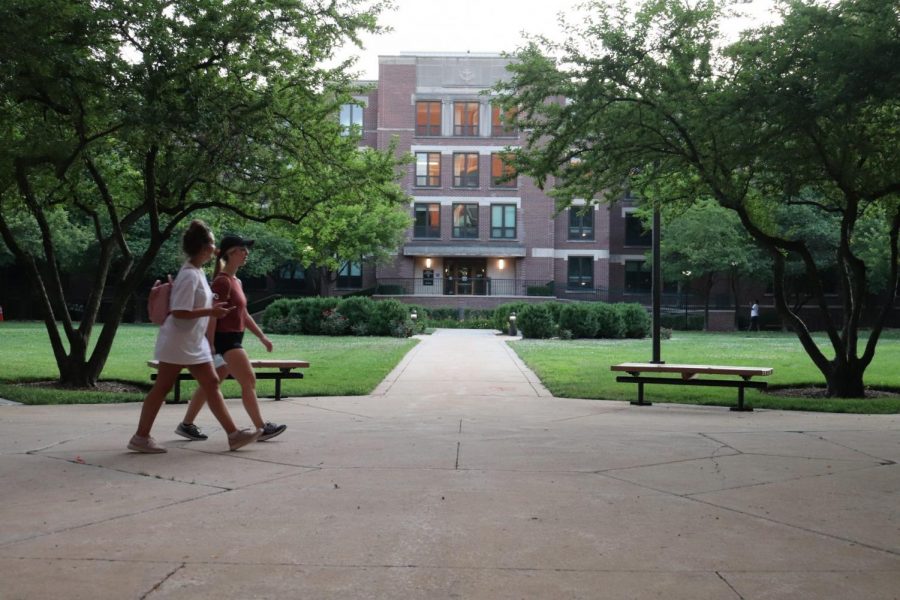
750, 299, 760, 331
175, 234, 287, 443
128, 220, 261, 453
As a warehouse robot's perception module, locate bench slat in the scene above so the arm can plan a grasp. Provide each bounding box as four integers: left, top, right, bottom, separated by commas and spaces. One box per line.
611, 362, 773, 377
148, 359, 309, 369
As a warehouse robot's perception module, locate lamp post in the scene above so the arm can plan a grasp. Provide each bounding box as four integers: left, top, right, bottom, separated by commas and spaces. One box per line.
681, 270, 692, 329
508, 311, 517, 336
651, 205, 662, 364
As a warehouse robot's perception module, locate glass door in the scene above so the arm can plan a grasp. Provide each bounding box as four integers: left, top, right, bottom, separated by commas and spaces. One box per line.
444, 259, 487, 295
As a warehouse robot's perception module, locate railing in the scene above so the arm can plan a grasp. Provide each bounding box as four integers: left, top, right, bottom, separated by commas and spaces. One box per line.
375, 278, 559, 297
373, 278, 722, 308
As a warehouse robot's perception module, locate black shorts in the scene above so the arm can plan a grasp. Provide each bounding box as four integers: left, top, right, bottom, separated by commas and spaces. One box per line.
214, 331, 245, 356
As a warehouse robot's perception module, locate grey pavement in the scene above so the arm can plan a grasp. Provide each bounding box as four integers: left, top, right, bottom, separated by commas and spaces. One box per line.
0, 329, 899, 599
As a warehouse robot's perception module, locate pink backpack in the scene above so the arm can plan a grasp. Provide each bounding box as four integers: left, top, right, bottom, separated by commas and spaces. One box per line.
147, 275, 173, 325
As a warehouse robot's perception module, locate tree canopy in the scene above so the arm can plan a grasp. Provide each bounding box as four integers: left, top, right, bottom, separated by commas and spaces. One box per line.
0, 0, 409, 385
496, 0, 900, 396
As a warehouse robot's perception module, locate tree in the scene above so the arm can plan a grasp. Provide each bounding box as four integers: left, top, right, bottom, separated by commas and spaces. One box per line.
0, 0, 407, 386
289, 169, 412, 294
646, 199, 766, 329
496, 0, 900, 397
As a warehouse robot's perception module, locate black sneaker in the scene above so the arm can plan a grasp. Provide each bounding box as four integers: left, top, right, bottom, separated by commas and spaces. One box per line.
258, 422, 287, 442
175, 422, 208, 441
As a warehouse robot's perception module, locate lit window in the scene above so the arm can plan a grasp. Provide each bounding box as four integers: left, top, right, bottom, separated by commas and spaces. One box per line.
414, 204, 441, 238
453, 153, 479, 187
491, 153, 517, 188
416, 101, 442, 136
491, 104, 518, 137
453, 102, 479, 136
415, 153, 441, 187
452, 204, 479, 239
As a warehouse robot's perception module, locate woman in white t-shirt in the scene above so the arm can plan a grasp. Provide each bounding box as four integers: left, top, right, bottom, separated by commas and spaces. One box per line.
128, 220, 261, 453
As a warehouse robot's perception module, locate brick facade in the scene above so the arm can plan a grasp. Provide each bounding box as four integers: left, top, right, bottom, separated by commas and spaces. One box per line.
351, 53, 646, 307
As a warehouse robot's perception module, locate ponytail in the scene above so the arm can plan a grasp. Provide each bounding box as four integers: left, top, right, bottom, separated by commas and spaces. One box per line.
212, 252, 224, 278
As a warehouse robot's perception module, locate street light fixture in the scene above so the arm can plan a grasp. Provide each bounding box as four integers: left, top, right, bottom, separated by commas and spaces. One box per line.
508, 311, 517, 336
681, 270, 692, 329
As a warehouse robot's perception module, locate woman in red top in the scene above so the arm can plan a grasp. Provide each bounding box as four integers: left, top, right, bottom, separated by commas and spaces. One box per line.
175, 234, 287, 442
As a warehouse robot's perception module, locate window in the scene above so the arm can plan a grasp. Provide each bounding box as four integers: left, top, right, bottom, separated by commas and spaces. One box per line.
491, 153, 516, 188
567, 256, 594, 290
568, 208, 595, 240
491, 104, 517, 137
416, 101, 441, 136
453, 153, 479, 187
337, 261, 362, 288
625, 260, 652, 293
415, 152, 441, 187
339, 104, 363, 136
452, 204, 479, 238
491, 204, 516, 239
414, 203, 440, 238
624, 213, 651, 246
453, 101, 479, 136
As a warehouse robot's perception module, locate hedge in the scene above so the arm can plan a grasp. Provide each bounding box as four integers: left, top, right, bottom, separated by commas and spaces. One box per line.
262, 297, 413, 337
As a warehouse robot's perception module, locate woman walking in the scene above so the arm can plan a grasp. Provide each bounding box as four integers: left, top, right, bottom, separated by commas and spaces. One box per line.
128, 221, 261, 453
174, 234, 287, 443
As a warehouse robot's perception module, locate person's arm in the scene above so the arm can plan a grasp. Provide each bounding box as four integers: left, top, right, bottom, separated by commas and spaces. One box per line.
170, 271, 233, 320
171, 305, 231, 320
244, 309, 273, 352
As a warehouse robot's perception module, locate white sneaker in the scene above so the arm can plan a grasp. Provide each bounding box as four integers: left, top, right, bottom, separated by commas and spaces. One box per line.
228, 428, 262, 451
127, 435, 167, 453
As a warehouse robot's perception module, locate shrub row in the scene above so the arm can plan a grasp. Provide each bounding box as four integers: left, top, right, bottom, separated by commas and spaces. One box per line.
493, 301, 651, 340
262, 297, 414, 337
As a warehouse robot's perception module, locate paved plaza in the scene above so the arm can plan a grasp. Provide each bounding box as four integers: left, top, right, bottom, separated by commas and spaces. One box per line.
1, 329, 899, 599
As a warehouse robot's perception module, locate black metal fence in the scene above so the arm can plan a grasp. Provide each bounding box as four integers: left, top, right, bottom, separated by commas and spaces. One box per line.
373, 277, 721, 308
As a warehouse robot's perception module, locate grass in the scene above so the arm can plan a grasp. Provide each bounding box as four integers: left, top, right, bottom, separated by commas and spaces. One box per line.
510, 330, 900, 413
0, 322, 417, 405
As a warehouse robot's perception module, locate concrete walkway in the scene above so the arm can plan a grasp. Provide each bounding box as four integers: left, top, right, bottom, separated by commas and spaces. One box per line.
1, 329, 899, 599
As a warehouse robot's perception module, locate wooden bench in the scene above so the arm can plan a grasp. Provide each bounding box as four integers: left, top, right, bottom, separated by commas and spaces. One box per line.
610, 362, 773, 411
148, 359, 309, 404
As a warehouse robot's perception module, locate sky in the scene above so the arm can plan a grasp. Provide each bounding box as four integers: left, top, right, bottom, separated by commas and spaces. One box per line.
337, 0, 780, 80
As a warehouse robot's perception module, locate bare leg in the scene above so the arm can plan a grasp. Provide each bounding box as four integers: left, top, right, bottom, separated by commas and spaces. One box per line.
223, 348, 265, 429
186, 362, 237, 434
182, 363, 230, 425
136, 363, 182, 437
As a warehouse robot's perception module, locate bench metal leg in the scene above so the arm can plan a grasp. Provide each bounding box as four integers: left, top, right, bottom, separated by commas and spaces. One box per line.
630, 382, 652, 406
275, 377, 282, 401
730, 385, 753, 412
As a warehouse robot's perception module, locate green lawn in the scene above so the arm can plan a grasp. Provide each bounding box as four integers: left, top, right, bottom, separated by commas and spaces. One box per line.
510, 330, 900, 413
0, 322, 417, 405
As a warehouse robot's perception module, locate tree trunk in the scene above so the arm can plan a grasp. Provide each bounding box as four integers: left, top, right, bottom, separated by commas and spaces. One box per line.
825, 361, 866, 398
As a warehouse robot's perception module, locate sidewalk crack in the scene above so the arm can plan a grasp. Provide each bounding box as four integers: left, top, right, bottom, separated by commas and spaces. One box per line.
141, 562, 185, 599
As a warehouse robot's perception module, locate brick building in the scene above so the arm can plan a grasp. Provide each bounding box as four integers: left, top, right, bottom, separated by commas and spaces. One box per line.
334, 52, 656, 310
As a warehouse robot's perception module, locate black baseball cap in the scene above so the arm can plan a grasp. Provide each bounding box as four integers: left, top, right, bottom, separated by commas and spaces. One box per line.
218, 234, 255, 257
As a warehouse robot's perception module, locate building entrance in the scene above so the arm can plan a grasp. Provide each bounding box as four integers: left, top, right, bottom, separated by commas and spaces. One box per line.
443, 259, 488, 295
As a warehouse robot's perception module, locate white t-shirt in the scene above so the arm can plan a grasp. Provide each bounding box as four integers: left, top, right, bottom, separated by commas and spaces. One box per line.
751, 303, 759, 318
153, 262, 214, 365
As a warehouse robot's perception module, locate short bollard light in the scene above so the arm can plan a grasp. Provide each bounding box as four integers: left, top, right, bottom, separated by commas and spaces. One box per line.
410, 309, 417, 323
508, 311, 517, 336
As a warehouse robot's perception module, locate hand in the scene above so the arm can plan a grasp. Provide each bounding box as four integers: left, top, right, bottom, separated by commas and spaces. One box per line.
210, 302, 235, 319
261, 336, 273, 352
